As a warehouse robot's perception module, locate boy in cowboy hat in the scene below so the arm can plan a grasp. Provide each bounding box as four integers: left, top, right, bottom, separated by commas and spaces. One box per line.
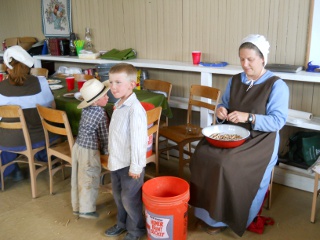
104, 63, 147, 240
71, 79, 110, 219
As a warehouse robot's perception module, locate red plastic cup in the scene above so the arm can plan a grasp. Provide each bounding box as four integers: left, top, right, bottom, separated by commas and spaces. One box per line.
77, 80, 86, 91
192, 51, 201, 65
66, 77, 75, 91
0, 73, 4, 82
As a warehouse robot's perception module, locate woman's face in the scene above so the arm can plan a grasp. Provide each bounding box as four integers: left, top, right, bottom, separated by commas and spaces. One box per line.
239, 48, 264, 79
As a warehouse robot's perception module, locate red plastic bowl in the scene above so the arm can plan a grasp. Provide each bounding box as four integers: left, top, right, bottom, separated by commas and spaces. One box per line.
202, 124, 250, 148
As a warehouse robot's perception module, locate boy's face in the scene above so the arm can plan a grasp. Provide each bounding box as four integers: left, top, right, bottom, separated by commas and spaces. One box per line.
109, 72, 135, 100
94, 93, 109, 107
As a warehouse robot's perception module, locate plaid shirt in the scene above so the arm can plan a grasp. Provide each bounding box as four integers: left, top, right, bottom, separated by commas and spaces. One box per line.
76, 106, 109, 155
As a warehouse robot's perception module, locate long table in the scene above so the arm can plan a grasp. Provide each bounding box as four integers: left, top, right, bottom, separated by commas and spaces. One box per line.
52, 78, 172, 135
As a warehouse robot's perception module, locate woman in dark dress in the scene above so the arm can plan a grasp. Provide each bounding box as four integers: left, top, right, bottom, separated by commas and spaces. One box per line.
0, 45, 55, 185
189, 34, 289, 236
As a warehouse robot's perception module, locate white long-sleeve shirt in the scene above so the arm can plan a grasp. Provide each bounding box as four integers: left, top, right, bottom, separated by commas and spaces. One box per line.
108, 93, 148, 174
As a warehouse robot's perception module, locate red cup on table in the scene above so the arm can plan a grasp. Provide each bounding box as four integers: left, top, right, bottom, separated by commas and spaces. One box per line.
0, 73, 4, 82
192, 51, 201, 65
66, 76, 75, 91
77, 80, 86, 91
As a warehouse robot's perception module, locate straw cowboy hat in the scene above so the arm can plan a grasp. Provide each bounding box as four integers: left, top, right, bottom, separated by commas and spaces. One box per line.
77, 79, 110, 109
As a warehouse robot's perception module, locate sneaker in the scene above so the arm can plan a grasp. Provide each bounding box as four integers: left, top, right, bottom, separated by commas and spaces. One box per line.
5, 168, 24, 182
123, 233, 140, 240
79, 212, 99, 219
12, 168, 24, 182
104, 224, 127, 237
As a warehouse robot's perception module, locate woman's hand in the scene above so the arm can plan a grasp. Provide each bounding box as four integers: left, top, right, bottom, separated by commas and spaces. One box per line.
216, 106, 229, 121
227, 111, 249, 123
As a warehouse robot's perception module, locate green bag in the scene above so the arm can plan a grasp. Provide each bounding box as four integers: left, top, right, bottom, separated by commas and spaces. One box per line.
288, 132, 320, 166
100, 48, 137, 60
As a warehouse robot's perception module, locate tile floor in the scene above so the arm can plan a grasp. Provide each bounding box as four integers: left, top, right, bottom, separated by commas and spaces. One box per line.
1, 157, 320, 240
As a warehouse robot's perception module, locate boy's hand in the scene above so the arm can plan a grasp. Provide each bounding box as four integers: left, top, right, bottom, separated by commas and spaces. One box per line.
129, 171, 141, 179
100, 155, 109, 169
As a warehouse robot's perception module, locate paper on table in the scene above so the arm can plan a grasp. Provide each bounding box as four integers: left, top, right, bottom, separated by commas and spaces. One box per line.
288, 109, 313, 120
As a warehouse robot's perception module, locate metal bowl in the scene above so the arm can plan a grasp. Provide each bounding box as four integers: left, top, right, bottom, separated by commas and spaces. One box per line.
202, 124, 250, 148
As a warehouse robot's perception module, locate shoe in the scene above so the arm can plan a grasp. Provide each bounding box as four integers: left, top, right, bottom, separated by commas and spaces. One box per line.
104, 224, 127, 237
79, 212, 99, 219
123, 233, 140, 240
73, 211, 79, 215
5, 168, 24, 182
12, 168, 24, 182
205, 226, 227, 235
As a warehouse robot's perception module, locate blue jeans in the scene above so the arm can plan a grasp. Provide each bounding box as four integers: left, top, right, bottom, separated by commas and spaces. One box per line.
111, 166, 146, 237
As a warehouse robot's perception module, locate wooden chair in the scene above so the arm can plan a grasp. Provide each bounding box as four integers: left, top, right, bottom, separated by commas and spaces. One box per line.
72, 74, 93, 81
266, 167, 275, 210
36, 104, 74, 195
100, 155, 112, 194
311, 172, 320, 222
30, 68, 49, 78
0, 105, 47, 198
159, 85, 221, 177
0, 63, 7, 72
143, 79, 172, 127
145, 106, 162, 178
143, 79, 172, 160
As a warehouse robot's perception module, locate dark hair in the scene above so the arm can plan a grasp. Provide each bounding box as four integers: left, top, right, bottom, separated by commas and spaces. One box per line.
7, 59, 30, 86
239, 42, 264, 59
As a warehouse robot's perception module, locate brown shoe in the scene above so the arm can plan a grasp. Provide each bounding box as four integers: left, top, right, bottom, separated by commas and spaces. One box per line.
206, 226, 227, 235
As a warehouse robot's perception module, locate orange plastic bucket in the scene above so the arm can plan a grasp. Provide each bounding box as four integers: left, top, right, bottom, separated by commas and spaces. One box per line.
142, 176, 190, 240
140, 102, 155, 158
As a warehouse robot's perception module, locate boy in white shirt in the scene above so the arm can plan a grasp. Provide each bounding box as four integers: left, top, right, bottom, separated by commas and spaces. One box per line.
104, 63, 147, 240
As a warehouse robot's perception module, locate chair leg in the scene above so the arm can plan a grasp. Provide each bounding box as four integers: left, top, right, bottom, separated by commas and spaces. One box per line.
311, 173, 319, 223
267, 168, 275, 210
0, 168, 4, 191
178, 144, 185, 178
28, 162, 38, 198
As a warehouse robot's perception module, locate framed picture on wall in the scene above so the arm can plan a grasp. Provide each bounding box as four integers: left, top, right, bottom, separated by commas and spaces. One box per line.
41, 0, 72, 37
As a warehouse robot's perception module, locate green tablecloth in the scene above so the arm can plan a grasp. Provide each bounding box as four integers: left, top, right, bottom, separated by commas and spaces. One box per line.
51, 79, 172, 135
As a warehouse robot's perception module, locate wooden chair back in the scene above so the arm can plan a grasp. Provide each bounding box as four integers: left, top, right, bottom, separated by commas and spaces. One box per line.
143, 79, 172, 126
0, 105, 46, 198
30, 68, 49, 78
0, 63, 7, 72
187, 84, 221, 125
36, 104, 74, 194
73, 74, 93, 81
159, 85, 221, 177
145, 106, 162, 178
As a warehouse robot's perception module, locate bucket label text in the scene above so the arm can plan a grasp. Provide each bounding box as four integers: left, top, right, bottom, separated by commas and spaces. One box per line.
145, 210, 173, 239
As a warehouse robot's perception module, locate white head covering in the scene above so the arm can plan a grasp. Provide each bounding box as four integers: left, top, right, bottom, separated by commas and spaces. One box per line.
77, 79, 110, 109
3, 45, 34, 69
241, 34, 270, 66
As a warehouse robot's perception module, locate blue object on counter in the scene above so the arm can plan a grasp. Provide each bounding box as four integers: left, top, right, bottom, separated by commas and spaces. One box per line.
306, 61, 320, 72
199, 61, 228, 67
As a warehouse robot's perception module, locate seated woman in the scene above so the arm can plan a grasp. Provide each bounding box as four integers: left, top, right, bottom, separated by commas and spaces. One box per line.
189, 34, 289, 237
0, 45, 55, 184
